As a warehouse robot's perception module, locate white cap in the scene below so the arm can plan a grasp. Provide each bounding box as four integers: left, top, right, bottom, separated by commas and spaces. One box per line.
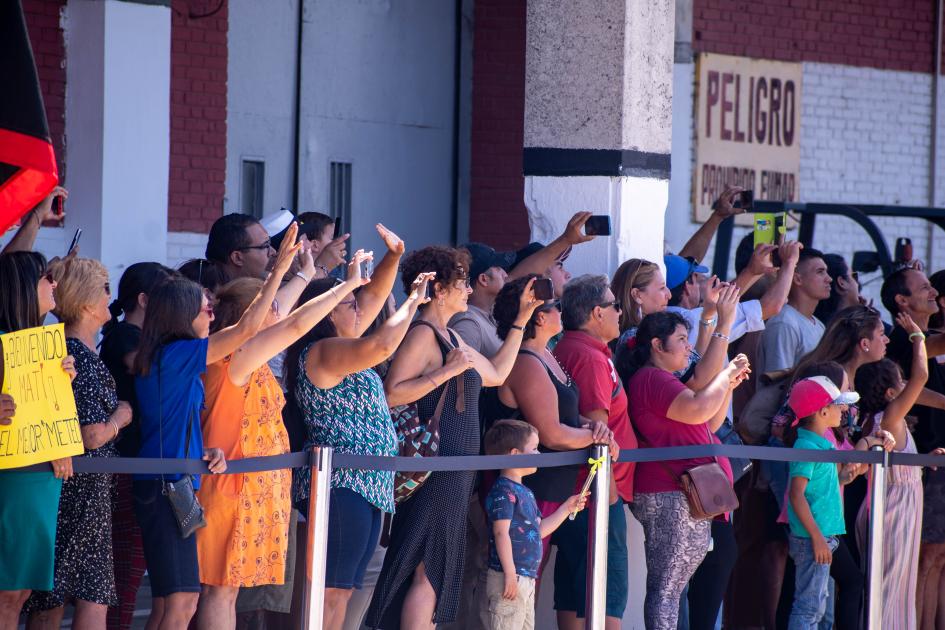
259, 208, 294, 237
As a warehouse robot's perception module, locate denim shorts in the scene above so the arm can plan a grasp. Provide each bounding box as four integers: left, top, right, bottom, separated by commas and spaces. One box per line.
325, 487, 382, 589
132, 480, 200, 597
552, 499, 628, 618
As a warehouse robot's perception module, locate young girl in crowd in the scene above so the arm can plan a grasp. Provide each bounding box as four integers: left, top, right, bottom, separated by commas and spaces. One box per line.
131, 225, 299, 630
855, 313, 940, 629
0, 252, 76, 630
194, 246, 373, 630
367, 245, 540, 630
100, 262, 173, 630
25, 259, 133, 629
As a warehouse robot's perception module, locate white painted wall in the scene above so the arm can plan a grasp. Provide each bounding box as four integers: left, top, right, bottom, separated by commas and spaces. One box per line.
61, 0, 170, 285
226, 0, 459, 262
665, 60, 945, 313
225, 0, 299, 217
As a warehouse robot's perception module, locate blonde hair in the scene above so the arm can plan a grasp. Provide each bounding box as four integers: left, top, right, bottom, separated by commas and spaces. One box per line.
52, 258, 110, 324
211, 277, 264, 333
611, 258, 660, 331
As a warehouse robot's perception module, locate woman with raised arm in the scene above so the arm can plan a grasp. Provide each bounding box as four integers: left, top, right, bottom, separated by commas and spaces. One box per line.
366, 246, 540, 630
130, 224, 300, 630
620, 311, 750, 630
0, 251, 77, 630
282, 226, 432, 630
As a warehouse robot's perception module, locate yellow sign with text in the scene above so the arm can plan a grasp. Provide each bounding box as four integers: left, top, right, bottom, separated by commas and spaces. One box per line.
0, 324, 84, 468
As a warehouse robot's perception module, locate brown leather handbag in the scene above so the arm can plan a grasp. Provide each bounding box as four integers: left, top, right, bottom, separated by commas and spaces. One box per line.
677, 424, 739, 520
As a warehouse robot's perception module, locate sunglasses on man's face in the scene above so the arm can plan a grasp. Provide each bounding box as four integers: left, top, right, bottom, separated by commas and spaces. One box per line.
238, 240, 272, 252
598, 300, 622, 313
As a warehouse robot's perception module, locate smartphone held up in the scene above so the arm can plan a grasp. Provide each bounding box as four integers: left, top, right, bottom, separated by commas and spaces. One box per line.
583, 215, 612, 236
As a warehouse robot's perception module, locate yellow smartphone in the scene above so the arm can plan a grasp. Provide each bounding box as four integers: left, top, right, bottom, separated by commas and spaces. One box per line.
753, 212, 785, 247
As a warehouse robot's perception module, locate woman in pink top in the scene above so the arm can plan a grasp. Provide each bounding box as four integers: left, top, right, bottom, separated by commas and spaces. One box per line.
617, 311, 749, 630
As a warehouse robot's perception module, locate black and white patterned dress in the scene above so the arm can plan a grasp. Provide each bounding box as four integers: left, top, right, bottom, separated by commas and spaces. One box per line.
25, 339, 119, 610
367, 330, 482, 629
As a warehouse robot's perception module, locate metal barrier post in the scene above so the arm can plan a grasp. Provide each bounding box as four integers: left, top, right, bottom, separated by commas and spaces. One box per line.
866, 445, 887, 630
585, 444, 611, 630
302, 446, 333, 630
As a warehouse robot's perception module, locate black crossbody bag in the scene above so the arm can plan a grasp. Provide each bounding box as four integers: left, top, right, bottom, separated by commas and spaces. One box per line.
157, 350, 206, 538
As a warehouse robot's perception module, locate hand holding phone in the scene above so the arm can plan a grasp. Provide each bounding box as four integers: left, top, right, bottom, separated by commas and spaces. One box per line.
732, 190, 754, 211
67, 228, 82, 256
333, 219, 343, 240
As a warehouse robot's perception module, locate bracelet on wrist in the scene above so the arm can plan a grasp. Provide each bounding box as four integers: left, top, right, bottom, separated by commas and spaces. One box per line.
700, 316, 717, 327
909, 332, 927, 342
711, 332, 730, 341
295, 271, 311, 283
110, 420, 119, 440
509, 324, 525, 332
315, 264, 329, 277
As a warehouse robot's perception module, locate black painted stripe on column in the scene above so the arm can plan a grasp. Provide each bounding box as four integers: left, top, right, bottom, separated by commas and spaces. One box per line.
523, 147, 672, 179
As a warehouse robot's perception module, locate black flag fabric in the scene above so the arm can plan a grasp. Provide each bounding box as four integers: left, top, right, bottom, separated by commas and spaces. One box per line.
0, 0, 58, 234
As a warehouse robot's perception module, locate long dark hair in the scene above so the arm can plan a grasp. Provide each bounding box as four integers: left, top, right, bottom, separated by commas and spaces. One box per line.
103, 262, 173, 336
283, 278, 341, 451
615, 310, 689, 385
0, 251, 48, 332
813, 254, 851, 324
790, 305, 882, 386
133, 277, 204, 376
854, 358, 903, 437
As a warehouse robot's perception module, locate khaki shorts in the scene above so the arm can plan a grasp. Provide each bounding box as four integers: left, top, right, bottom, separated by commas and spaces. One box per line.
483, 568, 535, 630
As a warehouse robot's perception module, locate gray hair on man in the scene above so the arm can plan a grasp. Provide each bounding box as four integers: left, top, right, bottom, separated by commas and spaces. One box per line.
561, 274, 610, 331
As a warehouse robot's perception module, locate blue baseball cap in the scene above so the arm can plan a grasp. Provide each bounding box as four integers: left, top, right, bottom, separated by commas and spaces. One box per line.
664, 254, 709, 291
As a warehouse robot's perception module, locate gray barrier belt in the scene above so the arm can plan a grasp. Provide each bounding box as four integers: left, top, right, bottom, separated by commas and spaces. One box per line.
8, 444, 945, 474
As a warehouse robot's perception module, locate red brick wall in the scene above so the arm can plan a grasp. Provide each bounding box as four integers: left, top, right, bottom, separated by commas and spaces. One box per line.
168, 1, 228, 233
693, 0, 942, 74
469, 0, 530, 249
23, 0, 66, 184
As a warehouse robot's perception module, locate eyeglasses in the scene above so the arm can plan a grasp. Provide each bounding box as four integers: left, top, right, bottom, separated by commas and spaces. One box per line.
237, 240, 272, 251
540, 300, 561, 312
104, 282, 111, 295
339, 298, 359, 312
201, 304, 214, 317
40, 271, 54, 284
598, 300, 622, 313
453, 278, 471, 289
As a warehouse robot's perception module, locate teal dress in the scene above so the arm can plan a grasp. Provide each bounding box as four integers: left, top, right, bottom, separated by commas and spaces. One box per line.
0, 331, 63, 590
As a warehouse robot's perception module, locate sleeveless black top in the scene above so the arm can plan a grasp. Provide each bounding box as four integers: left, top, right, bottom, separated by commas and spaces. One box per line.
484, 349, 582, 502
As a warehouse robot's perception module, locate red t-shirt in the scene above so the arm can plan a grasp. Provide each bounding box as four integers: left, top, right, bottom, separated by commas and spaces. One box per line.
627, 367, 733, 494
553, 331, 638, 502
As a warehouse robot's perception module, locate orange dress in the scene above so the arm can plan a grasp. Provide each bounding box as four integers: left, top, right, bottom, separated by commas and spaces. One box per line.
196, 357, 291, 587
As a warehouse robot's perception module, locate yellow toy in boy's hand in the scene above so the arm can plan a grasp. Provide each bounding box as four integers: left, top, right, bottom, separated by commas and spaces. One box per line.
569, 455, 606, 520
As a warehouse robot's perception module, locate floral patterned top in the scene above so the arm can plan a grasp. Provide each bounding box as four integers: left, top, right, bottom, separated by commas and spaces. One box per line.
293, 342, 398, 513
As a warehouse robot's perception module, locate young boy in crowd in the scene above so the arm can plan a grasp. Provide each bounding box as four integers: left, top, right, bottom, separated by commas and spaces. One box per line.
785, 376, 860, 628
482, 420, 587, 630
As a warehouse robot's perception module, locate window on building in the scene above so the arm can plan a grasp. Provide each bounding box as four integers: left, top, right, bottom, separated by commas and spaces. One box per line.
330, 161, 352, 236
240, 159, 265, 219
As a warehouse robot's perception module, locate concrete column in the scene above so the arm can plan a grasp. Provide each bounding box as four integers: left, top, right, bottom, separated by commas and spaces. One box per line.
64, 0, 170, 280
523, 0, 675, 275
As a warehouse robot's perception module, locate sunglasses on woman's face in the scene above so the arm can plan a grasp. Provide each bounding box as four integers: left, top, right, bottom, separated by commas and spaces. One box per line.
41, 271, 54, 284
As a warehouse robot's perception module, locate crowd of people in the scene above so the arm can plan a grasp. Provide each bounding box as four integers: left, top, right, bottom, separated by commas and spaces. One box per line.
2, 185, 945, 630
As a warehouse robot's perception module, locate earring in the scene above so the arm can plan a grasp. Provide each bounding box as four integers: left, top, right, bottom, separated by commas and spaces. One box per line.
438, 298, 445, 307
864, 346, 870, 352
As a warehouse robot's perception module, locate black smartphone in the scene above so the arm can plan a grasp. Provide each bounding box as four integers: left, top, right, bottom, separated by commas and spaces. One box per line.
533, 278, 554, 300
584, 215, 612, 236
332, 218, 342, 239
773, 212, 785, 245
425, 279, 435, 300
66, 228, 82, 255
733, 189, 754, 211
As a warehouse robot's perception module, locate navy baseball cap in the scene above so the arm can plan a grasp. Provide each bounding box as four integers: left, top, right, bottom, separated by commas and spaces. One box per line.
664, 254, 709, 291
463, 243, 517, 280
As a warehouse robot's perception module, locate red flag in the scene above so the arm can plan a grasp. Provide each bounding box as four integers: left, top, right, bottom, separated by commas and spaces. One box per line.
0, 0, 58, 234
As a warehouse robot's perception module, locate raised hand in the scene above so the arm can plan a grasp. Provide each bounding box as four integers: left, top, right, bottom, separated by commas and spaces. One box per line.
409, 272, 436, 304
747, 244, 778, 277
563, 211, 596, 245
897, 312, 923, 336
346, 249, 374, 286
515, 277, 544, 324
315, 234, 348, 271
778, 240, 803, 268
271, 223, 302, 278
34, 186, 68, 224
376, 223, 405, 256
715, 282, 740, 327
711, 185, 745, 219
